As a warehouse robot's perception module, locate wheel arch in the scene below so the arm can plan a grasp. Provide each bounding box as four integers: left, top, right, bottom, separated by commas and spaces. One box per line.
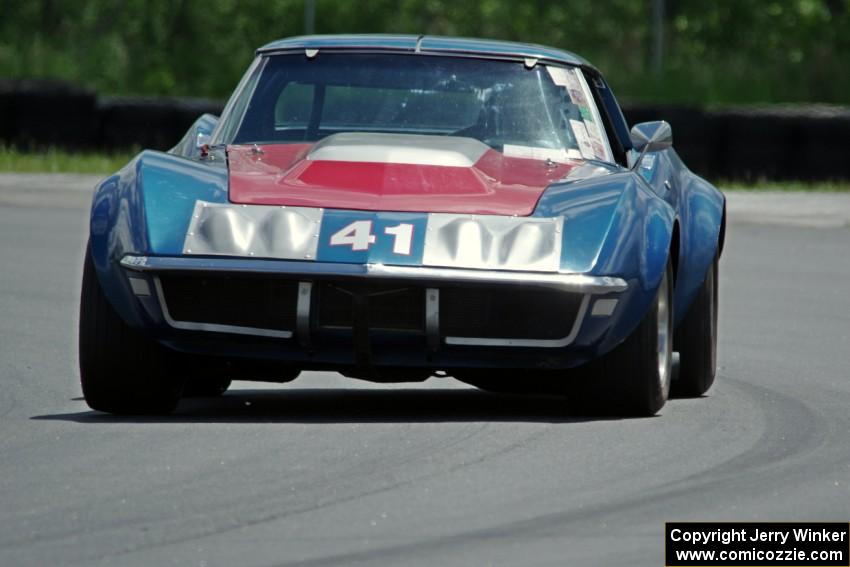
670, 219, 681, 289
673, 175, 725, 327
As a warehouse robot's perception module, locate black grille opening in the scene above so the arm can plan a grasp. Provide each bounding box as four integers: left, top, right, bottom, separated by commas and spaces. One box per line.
156, 272, 581, 342
440, 287, 582, 340
317, 284, 353, 328
158, 274, 298, 331
370, 286, 424, 331
317, 283, 424, 331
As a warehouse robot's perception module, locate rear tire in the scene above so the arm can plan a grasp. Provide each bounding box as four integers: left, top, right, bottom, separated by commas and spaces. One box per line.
571, 261, 673, 416
79, 246, 183, 414
672, 255, 718, 397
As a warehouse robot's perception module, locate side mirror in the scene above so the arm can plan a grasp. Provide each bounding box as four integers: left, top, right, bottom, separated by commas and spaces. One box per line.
171, 113, 219, 158
196, 131, 211, 149
630, 120, 673, 153
195, 115, 218, 157
629, 121, 672, 171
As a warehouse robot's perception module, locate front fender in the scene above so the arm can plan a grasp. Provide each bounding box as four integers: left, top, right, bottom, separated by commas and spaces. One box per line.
535, 171, 674, 353
89, 150, 228, 326
593, 176, 674, 350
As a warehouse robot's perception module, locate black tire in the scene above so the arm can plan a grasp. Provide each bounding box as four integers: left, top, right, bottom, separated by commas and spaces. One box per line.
183, 377, 232, 397
672, 255, 718, 397
79, 245, 183, 414
571, 261, 674, 416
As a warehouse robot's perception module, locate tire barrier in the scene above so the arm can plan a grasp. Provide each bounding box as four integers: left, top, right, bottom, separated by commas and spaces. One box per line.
1, 80, 849, 181
0, 80, 223, 154
623, 104, 850, 181
97, 96, 224, 152
0, 80, 99, 149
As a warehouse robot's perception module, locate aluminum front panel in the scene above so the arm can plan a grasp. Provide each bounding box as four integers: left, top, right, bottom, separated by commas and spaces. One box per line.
422, 214, 563, 272
183, 201, 567, 273
183, 201, 322, 260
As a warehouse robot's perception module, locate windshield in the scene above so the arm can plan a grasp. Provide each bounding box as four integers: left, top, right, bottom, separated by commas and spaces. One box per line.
221, 53, 612, 163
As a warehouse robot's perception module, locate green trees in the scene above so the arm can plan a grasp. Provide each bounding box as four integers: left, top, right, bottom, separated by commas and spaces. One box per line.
1, 0, 847, 104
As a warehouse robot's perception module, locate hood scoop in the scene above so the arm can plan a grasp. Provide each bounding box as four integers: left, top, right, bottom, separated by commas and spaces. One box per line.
306, 132, 491, 167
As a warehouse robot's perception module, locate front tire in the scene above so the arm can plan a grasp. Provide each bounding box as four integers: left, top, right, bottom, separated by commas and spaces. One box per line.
571, 261, 673, 416
672, 255, 718, 397
79, 246, 183, 414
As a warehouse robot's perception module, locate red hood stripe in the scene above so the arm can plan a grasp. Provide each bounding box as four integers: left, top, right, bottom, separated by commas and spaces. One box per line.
227, 142, 576, 216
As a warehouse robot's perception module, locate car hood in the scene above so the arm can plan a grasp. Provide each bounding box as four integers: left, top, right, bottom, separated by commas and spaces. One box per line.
227, 133, 587, 216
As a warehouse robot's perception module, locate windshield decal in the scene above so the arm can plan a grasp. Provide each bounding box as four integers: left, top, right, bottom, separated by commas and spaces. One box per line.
503, 144, 581, 163
546, 65, 613, 162
569, 119, 595, 160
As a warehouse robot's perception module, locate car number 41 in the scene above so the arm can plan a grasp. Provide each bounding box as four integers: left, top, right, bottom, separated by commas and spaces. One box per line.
329, 221, 414, 255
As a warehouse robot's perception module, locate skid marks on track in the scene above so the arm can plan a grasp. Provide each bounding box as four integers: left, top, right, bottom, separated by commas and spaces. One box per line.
268, 374, 840, 566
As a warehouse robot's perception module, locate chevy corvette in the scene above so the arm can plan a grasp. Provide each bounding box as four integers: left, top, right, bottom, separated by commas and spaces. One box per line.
79, 35, 725, 416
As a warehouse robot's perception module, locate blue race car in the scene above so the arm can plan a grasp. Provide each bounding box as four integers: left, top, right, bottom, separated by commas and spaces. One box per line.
80, 35, 725, 416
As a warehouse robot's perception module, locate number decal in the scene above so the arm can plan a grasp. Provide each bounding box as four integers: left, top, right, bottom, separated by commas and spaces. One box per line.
329, 221, 376, 251
384, 223, 414, 255
327, 220, 417, 255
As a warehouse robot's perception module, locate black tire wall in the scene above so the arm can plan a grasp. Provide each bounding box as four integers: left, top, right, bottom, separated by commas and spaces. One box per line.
2, 79, 850, 181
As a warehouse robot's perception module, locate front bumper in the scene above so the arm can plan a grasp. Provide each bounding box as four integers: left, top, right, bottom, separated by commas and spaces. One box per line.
119, 255, 630, 370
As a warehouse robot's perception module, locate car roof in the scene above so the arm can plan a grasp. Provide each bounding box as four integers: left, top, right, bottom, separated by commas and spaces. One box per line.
257, 34, 594, 70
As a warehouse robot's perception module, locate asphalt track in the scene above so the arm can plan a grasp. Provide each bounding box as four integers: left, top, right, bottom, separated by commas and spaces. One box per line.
1, 176, 849, 566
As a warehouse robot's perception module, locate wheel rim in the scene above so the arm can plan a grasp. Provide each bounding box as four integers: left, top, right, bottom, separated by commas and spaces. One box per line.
657, 272, 672, 391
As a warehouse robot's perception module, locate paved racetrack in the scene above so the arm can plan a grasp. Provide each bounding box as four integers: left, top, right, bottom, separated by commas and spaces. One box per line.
1, 176, 848, 566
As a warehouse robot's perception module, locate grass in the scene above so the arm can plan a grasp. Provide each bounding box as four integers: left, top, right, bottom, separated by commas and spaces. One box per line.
0, 146, 137, 174
1, 146, 849, 192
